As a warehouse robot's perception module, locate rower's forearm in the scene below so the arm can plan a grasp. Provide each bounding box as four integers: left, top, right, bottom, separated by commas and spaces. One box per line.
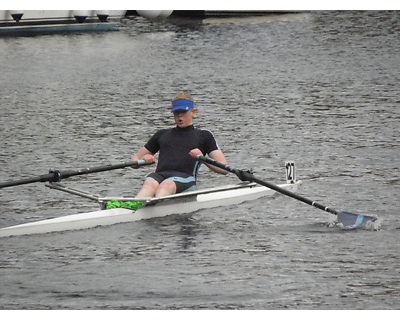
206, 163, 228, 175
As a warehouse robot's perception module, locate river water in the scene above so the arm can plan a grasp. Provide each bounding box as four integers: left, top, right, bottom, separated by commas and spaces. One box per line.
0, 11, 399, 310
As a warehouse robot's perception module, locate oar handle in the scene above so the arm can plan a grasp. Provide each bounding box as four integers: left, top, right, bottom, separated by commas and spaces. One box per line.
196, 155, 339, 216
0, 159, 153, 189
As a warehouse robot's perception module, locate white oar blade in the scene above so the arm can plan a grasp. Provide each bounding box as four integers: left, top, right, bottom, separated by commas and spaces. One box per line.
337, 211, 377, 229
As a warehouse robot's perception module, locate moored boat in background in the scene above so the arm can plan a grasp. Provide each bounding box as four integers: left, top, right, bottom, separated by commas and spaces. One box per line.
0, 10, 127, 36
129, 10, 300, 19
0, 10, 300, 36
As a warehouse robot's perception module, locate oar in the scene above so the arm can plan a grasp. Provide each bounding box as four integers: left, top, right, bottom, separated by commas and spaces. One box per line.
197, 155, 377, 229
0, 159, 153, 189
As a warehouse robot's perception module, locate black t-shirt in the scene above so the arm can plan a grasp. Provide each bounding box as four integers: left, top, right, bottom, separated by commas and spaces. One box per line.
144, 125, 220, 177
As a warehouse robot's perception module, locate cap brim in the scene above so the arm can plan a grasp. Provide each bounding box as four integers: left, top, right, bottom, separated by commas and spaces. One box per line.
171, 106, 191, 112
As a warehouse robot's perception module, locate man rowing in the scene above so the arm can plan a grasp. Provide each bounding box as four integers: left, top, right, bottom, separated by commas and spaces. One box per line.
131, 92, 228, 197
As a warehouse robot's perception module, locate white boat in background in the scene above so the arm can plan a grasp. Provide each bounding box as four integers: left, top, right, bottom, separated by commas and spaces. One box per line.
0, 162, 301, 238
130, 10, 299, 20
0, 10, 127, 36
0, 10, 127, 23
0, 10, 300, 35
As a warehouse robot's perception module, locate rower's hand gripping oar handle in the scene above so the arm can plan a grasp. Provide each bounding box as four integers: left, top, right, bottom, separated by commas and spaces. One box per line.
196, 156, 253, 182
196, 155, 243, 178
0, 159, 154, 189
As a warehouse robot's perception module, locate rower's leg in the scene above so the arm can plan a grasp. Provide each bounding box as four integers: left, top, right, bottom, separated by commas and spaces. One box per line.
155, 179, 177, 197
136, 179, 159, 198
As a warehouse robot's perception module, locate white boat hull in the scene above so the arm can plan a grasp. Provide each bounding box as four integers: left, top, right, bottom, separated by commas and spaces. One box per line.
0, 181, 301, 238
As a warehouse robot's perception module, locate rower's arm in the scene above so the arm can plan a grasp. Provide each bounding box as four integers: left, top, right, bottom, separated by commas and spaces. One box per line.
189, 149, 227, 175
206, 150, 228, 175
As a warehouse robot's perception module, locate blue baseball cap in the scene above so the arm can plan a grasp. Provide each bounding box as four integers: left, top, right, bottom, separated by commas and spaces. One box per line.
171, 98, 195, 113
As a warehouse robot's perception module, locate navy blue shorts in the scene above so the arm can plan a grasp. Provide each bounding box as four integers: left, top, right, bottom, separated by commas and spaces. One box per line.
146, 170, 196, 193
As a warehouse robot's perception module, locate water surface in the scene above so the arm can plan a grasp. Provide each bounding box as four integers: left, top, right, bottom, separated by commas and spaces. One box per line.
0, 11, 399, 309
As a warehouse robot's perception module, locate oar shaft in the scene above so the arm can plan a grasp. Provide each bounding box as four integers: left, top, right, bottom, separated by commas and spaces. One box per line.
0, 173, 56, 189
0, 160, 150, 189
197, 155, 339, 216
58, 160, 147, 179
245, 173, 339, 215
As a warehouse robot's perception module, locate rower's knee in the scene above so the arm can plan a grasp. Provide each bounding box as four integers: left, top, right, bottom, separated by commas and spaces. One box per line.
155, 180, 176, 197
136, 179, 159, 197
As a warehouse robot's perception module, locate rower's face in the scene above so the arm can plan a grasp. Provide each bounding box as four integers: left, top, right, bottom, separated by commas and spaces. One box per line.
173, 109, 196, 128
